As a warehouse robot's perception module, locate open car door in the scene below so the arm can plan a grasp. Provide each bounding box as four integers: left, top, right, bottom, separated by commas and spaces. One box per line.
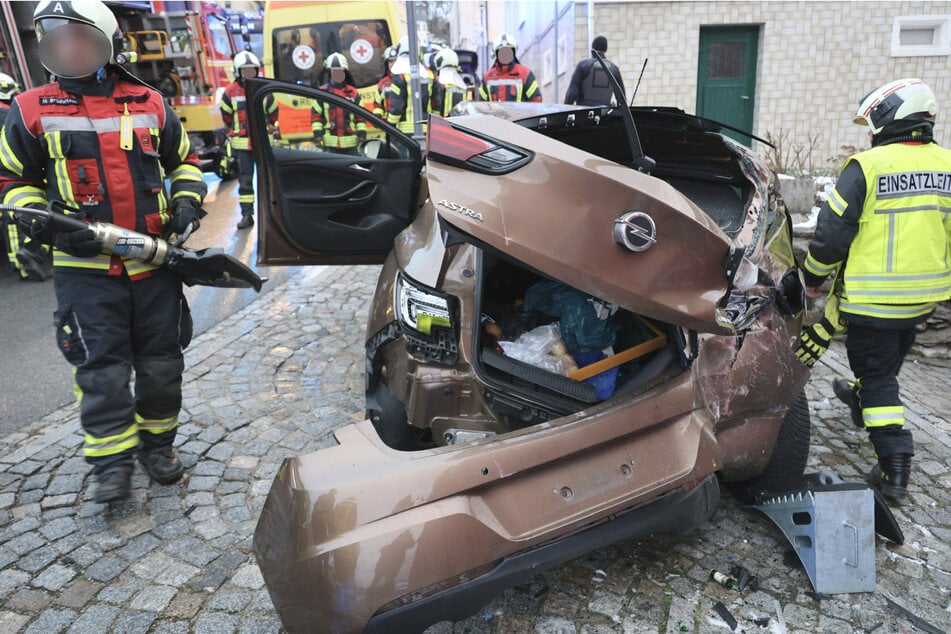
245, 78, 423, 265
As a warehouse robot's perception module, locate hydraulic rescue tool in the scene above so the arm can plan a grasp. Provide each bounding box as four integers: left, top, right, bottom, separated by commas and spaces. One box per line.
3, 203, 265, 291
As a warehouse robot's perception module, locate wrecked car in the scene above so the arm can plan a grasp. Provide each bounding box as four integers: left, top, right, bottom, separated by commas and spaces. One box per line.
245, 77, 811, 632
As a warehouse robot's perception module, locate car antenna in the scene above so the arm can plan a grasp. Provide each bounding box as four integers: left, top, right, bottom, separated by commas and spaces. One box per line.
593, 51, 655, 174
629, 58, 648, 107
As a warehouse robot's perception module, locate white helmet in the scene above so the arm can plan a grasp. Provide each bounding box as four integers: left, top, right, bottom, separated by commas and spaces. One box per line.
383, 45, 398, 61
854, 78, 938, 135
433, 48, 459, 71
493, 33, 517, 54
233, 50, 261, 75
0, 73, 20, 101
33, 0, 120, 80
324, 52, 349, 71
395, 36, 410, 58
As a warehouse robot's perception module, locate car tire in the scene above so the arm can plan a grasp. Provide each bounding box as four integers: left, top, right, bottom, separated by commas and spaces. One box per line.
730, 390, 811, 502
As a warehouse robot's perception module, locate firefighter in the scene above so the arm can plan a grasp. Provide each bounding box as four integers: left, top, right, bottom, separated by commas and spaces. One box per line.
430, 49, 467, 117
1, 72, 52, 281
564, 36, 626, 106
796, 78, 951, 503
220, 50, 278, 230
312, 53, 366, 154
480, 33, 541, 103
372, 45, 397, 118
0, 0, 208, 503
387, 37, 432, 135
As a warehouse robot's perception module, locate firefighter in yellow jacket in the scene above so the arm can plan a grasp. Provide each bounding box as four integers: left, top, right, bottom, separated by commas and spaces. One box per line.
796, 78, 951, 503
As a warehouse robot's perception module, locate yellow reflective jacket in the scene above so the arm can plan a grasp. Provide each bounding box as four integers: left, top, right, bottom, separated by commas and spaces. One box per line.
838, 143, 951, 318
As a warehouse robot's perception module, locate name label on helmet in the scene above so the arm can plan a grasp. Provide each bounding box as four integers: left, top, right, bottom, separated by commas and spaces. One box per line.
40, 96, 80, 106
52, 2, 65, 13
877, 171, 951, 199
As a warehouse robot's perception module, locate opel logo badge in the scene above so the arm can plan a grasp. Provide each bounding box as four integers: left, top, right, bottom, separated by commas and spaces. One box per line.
613, 211, 657, 252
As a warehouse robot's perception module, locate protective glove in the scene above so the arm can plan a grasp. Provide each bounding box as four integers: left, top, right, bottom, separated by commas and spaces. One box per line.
166, 200, 204, 238
13, 203, 53, 243
794, 292, 846, 368
357, 130, 367, 143
314, 134, 325, 149
54, 227, 102, 258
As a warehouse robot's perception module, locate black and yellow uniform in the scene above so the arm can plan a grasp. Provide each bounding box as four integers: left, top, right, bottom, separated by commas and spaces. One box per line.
803, 139, 951, 486
387, 64, 432, 135
0, 67, 207, 476
1, 102, 51, 280
220, 79, 278, 222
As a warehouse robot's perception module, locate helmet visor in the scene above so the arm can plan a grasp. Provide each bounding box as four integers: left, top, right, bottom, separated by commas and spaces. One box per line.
36, 19, 111, 79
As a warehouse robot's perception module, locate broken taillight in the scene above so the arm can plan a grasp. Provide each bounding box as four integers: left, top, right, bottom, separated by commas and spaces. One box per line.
427, 115, 532, 175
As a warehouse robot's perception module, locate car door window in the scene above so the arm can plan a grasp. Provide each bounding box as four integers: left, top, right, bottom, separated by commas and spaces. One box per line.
266, 90, 412, 160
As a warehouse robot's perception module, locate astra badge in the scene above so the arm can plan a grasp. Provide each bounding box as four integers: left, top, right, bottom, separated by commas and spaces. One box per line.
438, 199, 484, 222
613, 211, 657, 252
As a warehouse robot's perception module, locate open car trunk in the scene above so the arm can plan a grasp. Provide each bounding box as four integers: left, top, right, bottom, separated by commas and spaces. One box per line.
473, 250, 687, 431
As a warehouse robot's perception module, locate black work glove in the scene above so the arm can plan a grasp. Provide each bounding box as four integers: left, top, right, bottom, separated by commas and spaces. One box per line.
357, 130, 367, 143
54, 227, 102, 258
166, 200, 204, 238
13, 204, 53, 243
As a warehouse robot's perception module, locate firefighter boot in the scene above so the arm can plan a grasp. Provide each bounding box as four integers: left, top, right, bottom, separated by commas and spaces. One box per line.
139, 447, 185, 484
832, 378, 864, 428
236, 213, 254, 230
868, 453, 912, 503
94, 463, 133, 503
16, 242, 52, 281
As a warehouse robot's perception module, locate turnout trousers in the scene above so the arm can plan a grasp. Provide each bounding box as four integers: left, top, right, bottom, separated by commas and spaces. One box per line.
845, 322, 916, 459
53, 268, 189, 473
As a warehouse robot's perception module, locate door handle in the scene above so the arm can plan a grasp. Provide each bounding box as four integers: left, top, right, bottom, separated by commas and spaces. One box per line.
740, 95, 750, 100
350, 163, 372, 173
322, 180, 377, 202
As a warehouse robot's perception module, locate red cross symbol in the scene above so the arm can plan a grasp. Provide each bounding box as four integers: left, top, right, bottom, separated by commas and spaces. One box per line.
297, 49, 312, 64
356, 44, 368, 58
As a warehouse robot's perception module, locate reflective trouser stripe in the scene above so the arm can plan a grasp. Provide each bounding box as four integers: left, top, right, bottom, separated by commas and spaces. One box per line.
84, 423, 140, 457
135, 412, 178, 435
321, 134, 358, 148
239, 194, 254, 204
4, 214, 25, 276
862, 405, 905, 428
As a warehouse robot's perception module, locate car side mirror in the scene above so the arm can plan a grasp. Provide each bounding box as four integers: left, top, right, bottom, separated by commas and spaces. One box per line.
360, 138, 385, 159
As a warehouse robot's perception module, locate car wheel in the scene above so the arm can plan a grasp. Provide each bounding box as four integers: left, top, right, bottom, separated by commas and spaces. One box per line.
730, 390, 811, 502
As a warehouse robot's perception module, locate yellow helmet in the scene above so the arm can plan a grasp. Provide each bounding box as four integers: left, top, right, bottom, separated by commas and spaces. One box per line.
854, 78, 937, 135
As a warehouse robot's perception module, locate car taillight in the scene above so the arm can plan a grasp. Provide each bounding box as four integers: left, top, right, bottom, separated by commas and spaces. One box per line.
427, 115, 532, 174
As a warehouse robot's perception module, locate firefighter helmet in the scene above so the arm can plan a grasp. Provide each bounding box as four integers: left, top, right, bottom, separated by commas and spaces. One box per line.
33, 0, 121, 79
396, 36, 410, 58
433, 48, 459, 71
383, 45, 398, 61
493, 33, 517, 54
325, 53, 349, 71
0, 73, 20, 101
233, 50, 261, 75
854, 78, 938, 135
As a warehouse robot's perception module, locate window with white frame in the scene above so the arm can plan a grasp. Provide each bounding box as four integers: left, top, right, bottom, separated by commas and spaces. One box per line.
891, 15, 951, 57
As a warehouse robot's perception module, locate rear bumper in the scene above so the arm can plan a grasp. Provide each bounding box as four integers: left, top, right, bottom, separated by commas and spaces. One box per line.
364, 473, 719, 632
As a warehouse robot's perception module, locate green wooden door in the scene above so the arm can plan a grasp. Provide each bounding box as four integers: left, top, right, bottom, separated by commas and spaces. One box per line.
696, 26, 759, 146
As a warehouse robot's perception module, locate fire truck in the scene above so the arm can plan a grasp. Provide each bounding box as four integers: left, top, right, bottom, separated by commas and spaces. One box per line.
0, 1, 240, 176
115, 1, 238, 177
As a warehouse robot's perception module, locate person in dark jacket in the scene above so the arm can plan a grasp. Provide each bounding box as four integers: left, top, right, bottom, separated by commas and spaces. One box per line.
565, 36, 625, 106
0, 0, 207, 504
0, 71, 51, 281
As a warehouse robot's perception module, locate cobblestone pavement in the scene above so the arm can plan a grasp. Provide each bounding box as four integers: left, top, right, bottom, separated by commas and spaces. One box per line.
0, 264, 949, 633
